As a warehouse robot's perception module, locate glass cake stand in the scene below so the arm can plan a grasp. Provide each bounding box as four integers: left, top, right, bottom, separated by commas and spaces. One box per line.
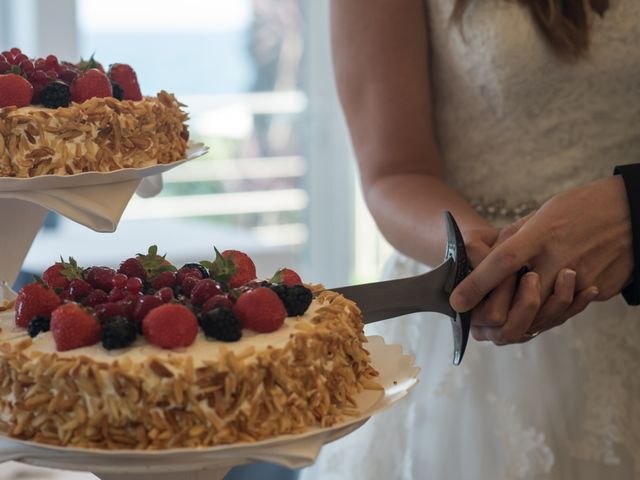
0, 336, 419, 480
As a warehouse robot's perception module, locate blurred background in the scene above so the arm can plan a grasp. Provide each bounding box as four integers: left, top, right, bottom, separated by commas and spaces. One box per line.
0, 0, 391, 479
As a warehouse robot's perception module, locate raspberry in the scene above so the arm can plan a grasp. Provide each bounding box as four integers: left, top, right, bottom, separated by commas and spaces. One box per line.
28, 315, 51, 338
43, 263, 70, 290
82, 289, 108, 307
190, 279, 222, 307
199, 308, 242, 342
151, 271, 177, 290
270, 284, 313, 317
38, 80, 70, 108
0, 73, 33, 108
86, 266, 116, 291
132, 295, 164, 323
112, 273, 128, 289
126, 277, 144, 295
118, 258, 147, 280
177, 263, 209, 284
270, 268, 303, 286
233, 287, 286, 333
209, 249, 257, 288
101, 316, 137, 350
93, 302, 127, 322
108, 287, 127, 302
70, 68, 112, 103
15, 282, 61, 328
68, 278, 92, 301
202, 294, 234, 312
51, 303, 101, 351
181, 276, 199, 297
142, 304, 198, 349
155, 287, 174, 303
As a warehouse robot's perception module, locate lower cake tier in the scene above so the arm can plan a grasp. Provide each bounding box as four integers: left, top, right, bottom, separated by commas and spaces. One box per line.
0, 291, 380, 449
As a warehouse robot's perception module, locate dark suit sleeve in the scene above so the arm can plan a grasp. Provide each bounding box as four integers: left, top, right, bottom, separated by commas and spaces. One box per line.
614, 163, 640, 305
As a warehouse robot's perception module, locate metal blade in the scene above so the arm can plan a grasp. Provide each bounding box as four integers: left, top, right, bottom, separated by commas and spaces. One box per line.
332, 258, 455, 323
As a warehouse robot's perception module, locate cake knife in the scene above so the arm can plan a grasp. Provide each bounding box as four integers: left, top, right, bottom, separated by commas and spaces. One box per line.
332, 211, 471, 365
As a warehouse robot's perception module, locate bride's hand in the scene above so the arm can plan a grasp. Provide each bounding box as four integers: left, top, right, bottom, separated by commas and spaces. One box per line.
451, 176, 633, 344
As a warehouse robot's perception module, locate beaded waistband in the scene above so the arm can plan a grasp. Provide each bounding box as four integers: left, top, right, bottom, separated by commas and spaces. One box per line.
469, 198, 538, 222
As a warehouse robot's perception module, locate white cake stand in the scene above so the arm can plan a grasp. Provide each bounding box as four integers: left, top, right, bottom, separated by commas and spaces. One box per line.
0, 337, 419, 480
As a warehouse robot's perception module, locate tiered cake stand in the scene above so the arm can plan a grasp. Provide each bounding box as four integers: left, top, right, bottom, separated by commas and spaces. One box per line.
0, 144, 420, 478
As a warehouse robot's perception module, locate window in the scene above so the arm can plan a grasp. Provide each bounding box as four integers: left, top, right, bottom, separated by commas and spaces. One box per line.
1, 0, 390, 290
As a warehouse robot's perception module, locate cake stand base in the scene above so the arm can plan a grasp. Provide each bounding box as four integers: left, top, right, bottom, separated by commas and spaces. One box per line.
95, 466, 232, 480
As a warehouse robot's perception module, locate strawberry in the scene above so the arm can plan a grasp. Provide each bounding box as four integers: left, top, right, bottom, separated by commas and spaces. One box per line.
15, 282, 61, 328
108, 63, 142, 101
270, 267, 303, 286
136, 245, 176, 281
233, 287, 286, 333
0, 73, 33, 108
190, 279, 222, 306
50, 303, 101, 351
208, 248, 256, 288
142, 304, 198, 349
70, 69, 112, 103
43, 263, 69, 290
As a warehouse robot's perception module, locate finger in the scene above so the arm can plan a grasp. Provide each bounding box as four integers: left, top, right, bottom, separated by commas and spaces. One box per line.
451, 232, 540, 312
522, 286, 599, 342
489, 272, 541, 345
534, 269, 576, 325
471, 275, 517, 327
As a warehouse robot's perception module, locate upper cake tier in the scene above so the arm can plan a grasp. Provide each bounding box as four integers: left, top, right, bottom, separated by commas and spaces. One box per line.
0, 47, 190, 177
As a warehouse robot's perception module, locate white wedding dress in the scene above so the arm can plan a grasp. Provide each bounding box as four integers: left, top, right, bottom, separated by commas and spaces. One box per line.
302, 0, 640, 479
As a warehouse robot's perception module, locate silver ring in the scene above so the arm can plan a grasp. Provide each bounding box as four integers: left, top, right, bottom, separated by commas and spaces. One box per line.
523, 330, 541, 339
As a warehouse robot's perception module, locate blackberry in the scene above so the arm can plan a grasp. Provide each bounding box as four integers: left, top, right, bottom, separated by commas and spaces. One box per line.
199, 307, 242, 342
111, 81, 124, 100
181, 263, 210, 279
270, 284, 313, 316
39, 81, 70, 108
101, 316, 137, 350
28, 315, 50, 338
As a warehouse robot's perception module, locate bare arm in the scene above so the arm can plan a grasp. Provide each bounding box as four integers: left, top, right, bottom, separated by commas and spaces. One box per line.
330, 0, 489, 266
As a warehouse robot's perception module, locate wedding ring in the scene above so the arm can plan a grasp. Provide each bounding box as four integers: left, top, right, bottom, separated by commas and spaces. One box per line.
523, 330, 541, 339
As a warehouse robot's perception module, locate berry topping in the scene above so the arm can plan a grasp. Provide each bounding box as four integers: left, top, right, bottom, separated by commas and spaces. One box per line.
111, 81, 124, 100
190, 278, 222, 307
233, 287, 286, 333
108, 287, 127, 302
202, 294, 234, 312
15, 282, 61, 329
209, 248, 256, 288
42, 263, 70, 290
93, 302, 127, 322
118, 258, 147, 280
151, 270, 177, 290
132, 295, 164, 323
142, 304, 198, 349
126, 277, 144, 295
199, 308, 242, 342
270, 284, 313, 317
0, 73, 34, 108
82, 289, 108, 307
50, 303, 101, 352
39, 80, 70, 108
108, 63, 142, 101
86, 266, 116, 291
101, 316, 137, 350
270, 268, 303, 286
27, 315, 51, 338
111, 273, 128, 290
70, 68, 112, 103
155, 287, 174, 303
177, 263, 209, 284
68, 278, 93, 301
181, 276, 199, 297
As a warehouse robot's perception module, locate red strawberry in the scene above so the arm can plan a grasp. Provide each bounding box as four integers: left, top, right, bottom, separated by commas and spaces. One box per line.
142, 304, 198, 349
70, 69, 112, 103
233, 287, 286, 333
190, 279, 222, 306
211, 249, 256, 288
50, 303, 101, 351
117, 258, 147, 280
15, 283, 61, 328
270, 267, 302, 286
108, 63, 142, 101
43, 263, 69, 290
202, 294, 234, 312
0, 73, 33, 108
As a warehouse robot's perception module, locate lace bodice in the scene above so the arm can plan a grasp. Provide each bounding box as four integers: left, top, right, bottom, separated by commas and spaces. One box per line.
428, 0, 640, 211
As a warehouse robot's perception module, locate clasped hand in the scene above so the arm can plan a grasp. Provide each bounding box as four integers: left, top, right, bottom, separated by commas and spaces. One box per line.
451, 176, 633, 345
